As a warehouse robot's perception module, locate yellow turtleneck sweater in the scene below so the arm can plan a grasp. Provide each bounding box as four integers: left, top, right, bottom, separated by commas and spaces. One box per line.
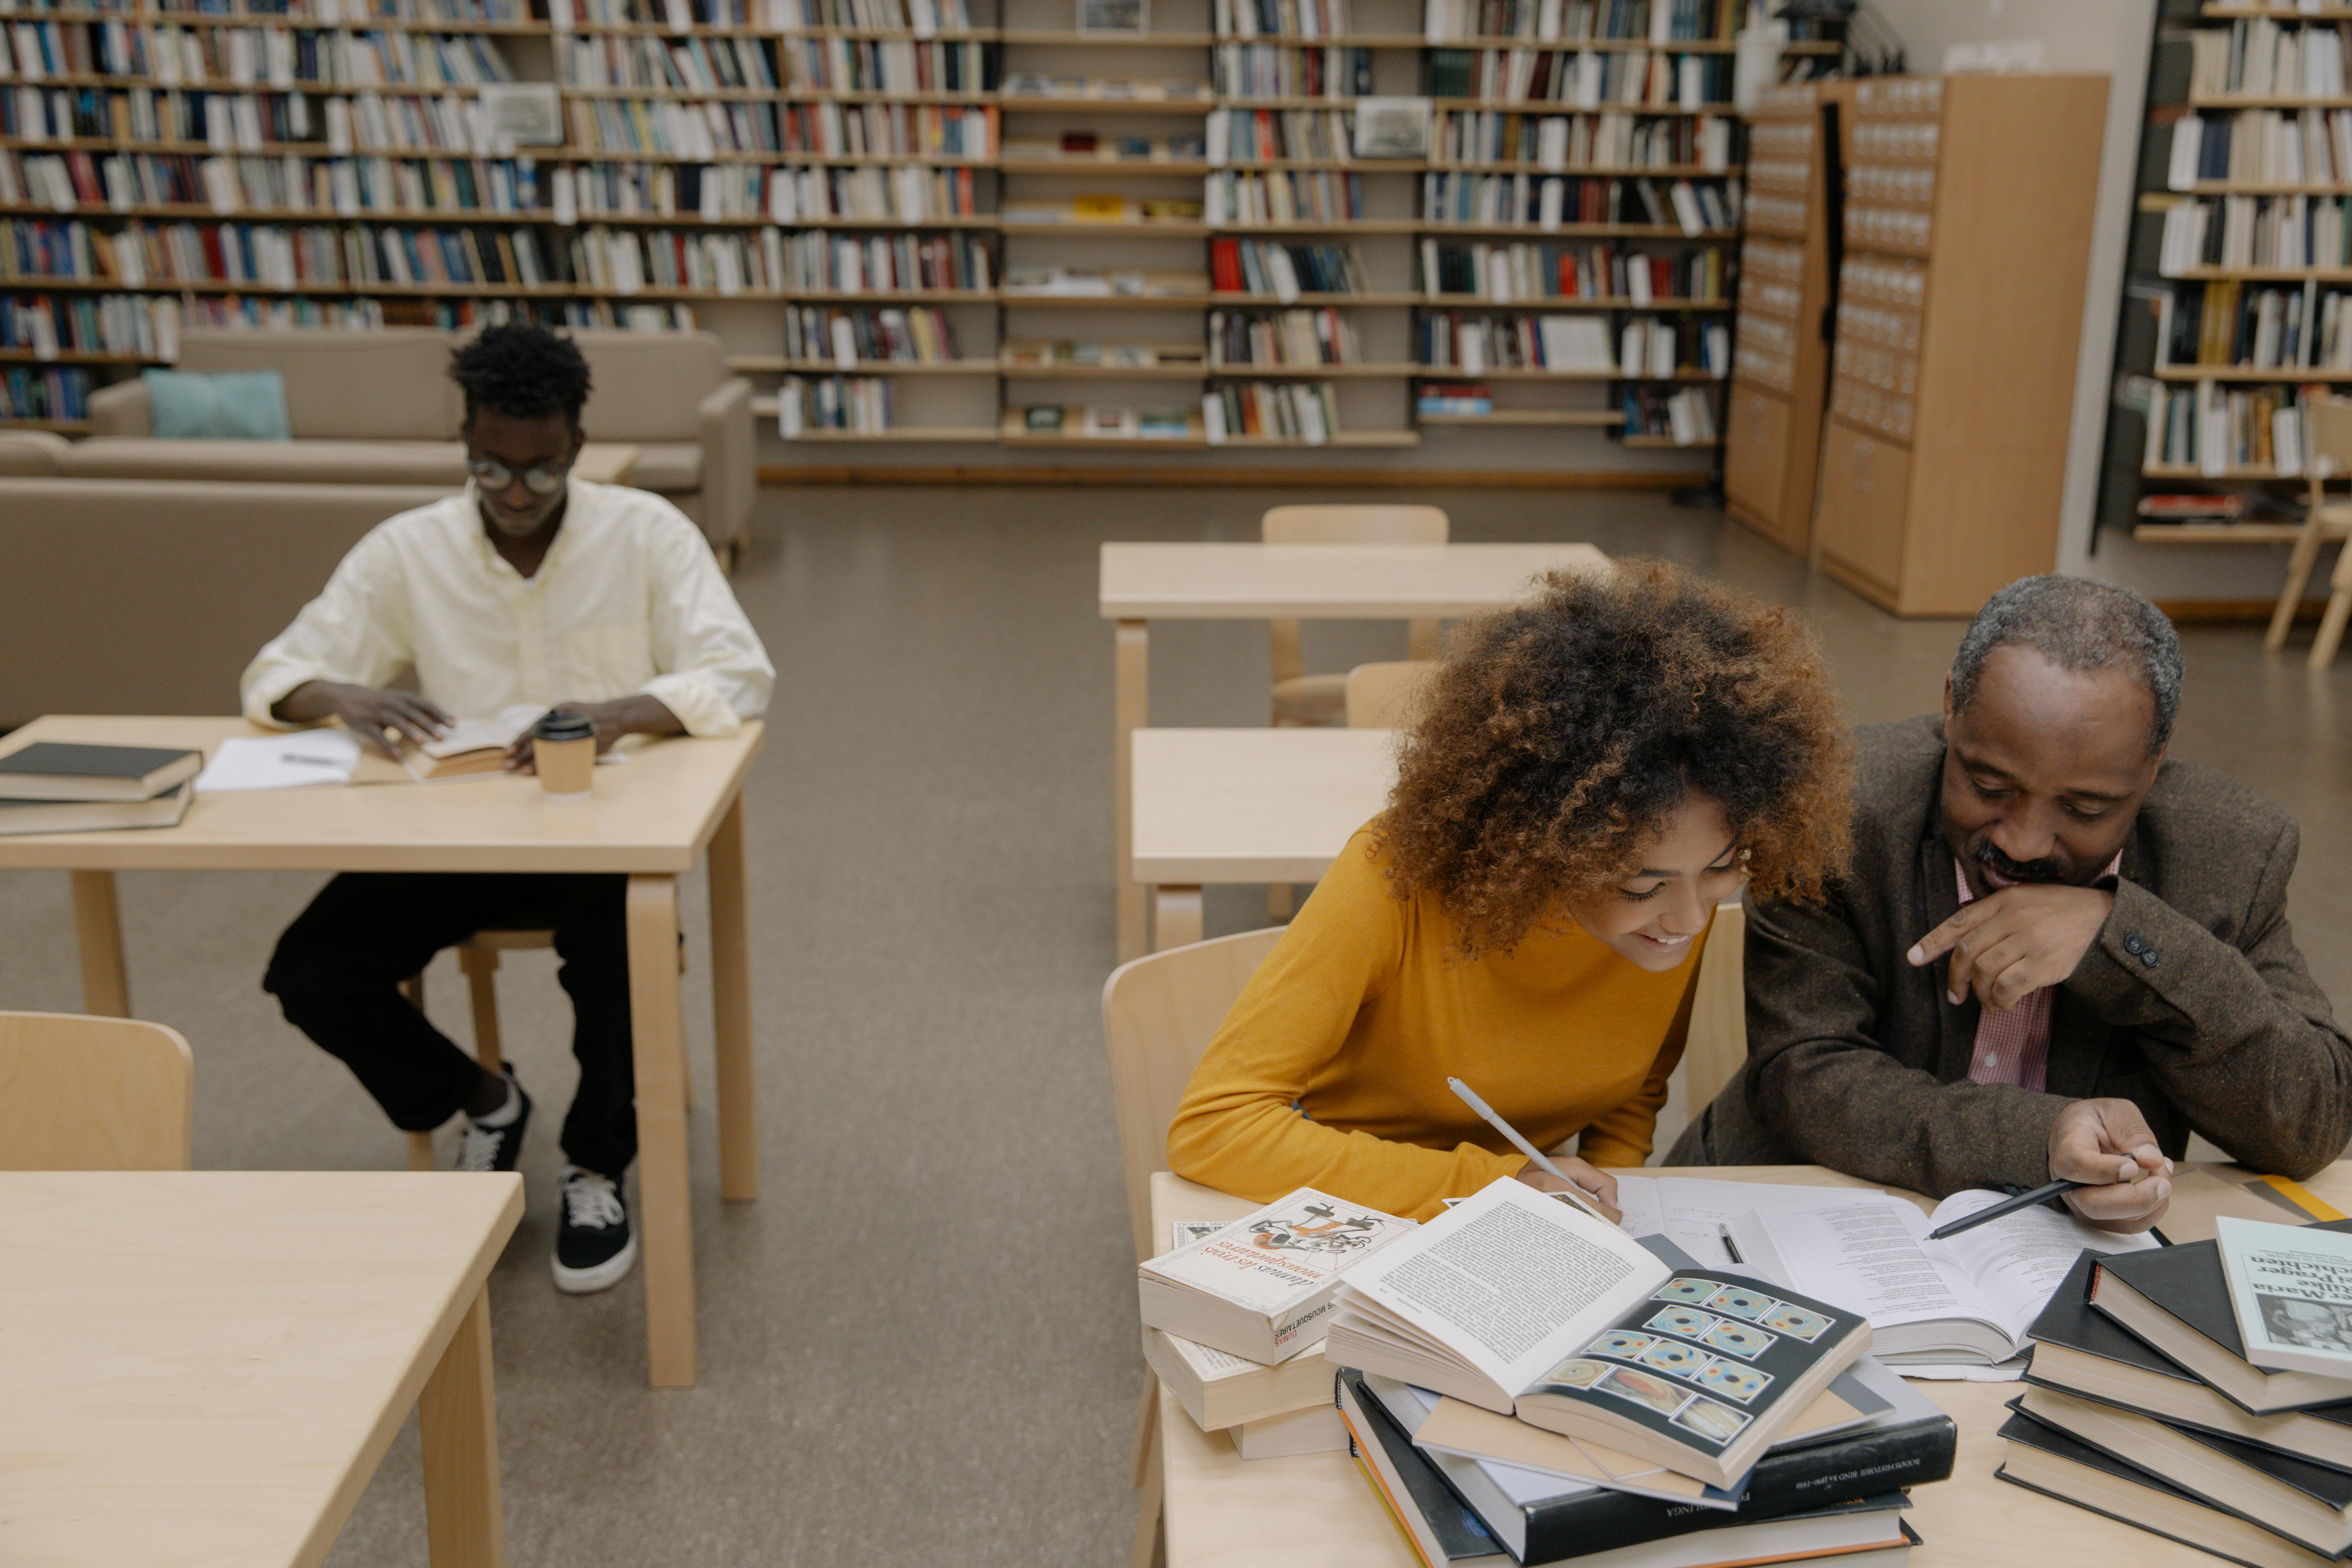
1166, 825, 1705, 1221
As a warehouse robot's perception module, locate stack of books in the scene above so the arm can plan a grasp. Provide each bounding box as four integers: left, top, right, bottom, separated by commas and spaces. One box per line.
0, 742, 199, 837
2005, 1217, 2352, 1568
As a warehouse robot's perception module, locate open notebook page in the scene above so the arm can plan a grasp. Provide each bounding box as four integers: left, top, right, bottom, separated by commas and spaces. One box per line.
1613, 1177, 1885, 1279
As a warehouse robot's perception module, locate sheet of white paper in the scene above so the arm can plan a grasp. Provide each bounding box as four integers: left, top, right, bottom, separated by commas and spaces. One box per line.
1892, 1358, 2028, 1382
1614, 1176, 1884, 1283
195, 731, 361, 793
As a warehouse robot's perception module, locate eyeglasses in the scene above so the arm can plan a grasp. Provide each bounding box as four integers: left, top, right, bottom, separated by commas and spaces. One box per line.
467, 457, 572, 496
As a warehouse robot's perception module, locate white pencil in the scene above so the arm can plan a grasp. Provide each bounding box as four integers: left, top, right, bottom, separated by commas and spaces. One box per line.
1445, 1076, 1615, 1225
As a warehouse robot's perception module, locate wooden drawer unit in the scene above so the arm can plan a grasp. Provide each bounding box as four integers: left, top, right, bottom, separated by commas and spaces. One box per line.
1725, 381, 1797, 541
1811, 72, 2110, 616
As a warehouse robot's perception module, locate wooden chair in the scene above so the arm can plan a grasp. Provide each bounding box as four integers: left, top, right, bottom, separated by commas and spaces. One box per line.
1676, 902, 1748, 1118
2269, 396, 2352, 667
1343, 659, 1438, 730
398, 927, 690, 1171
0, 1011, 194, 1171
1263, 505, 1449, 728
1103, 925, 1286, 1568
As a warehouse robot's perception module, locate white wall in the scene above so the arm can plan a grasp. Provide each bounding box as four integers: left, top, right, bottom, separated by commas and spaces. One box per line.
1872, 0, 2297, 602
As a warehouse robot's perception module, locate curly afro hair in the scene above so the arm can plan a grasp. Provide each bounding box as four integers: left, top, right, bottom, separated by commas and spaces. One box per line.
451, 322, 592, 424
1375, 559, 1852, 958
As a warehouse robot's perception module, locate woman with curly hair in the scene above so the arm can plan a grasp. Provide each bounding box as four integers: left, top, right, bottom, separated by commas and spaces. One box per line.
1165, 560, 1852, 1221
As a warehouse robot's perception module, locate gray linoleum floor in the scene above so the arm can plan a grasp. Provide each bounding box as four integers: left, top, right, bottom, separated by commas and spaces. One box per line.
3, 486, 2349, 1566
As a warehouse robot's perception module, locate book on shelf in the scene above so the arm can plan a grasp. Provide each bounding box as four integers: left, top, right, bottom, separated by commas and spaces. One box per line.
1204, 168, 1361, 225
1138, 1187, 1416, 1362
2136, 491, 2248, 521
1216, 0, 1352, 40
1214, 40, 1373, 101
2187, 16, 2351, 102
2023, 1248, 2352, 1470
776, 371, 892, 434
785, 303, 961, 366
1324, 1181, 1872, 1488
1000, 194, 1202, 225
1207, 105, 1357, 164
1419, 310, 1614, 373
1417, 381, 1492, 414
0, 780, 193, 837
1002, 266, 1205, 298
1210, 306, 1359, 368
999, 71, 1210, 101
2087, 1219, 2352, 1410
1209, 236, 1367, 299
1432, 107, 1734, 171
1004, 340, 1206, 368
1204, 379, 1338, 441
0, 741, 201, 803
1997, 1407, 2339, 1568
1622, 383, 1714, 444
2013, 1383, 2352, 1559
1344, 1370, 1926, 1568
1001, 132, 1207, 163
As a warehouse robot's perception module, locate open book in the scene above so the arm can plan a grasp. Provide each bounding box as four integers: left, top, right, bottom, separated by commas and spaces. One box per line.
1325, 1181, 1871, 1487
401, 705, 547, 781
1729, 1189, 2158, 1366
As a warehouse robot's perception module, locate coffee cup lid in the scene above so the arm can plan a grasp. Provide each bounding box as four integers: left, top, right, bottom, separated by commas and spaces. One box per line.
532, 711, 596, 743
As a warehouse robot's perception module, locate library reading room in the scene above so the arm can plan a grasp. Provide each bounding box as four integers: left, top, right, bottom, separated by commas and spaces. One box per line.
13, 1, 2352, 1566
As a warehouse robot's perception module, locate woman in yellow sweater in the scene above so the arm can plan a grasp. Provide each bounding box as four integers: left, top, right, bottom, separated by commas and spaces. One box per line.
1166, 561, 1852, 1221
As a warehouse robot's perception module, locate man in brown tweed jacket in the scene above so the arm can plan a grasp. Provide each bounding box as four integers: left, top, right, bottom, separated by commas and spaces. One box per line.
1670, 576, 2352, 1231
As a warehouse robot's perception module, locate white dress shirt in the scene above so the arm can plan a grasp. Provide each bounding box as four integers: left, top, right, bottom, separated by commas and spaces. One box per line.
241, 478, 774, 736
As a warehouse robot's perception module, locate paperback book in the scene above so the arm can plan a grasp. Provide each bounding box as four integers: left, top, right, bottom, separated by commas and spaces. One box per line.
2220, 1217, 2352, 1381
1138, 1186, 1415, 1363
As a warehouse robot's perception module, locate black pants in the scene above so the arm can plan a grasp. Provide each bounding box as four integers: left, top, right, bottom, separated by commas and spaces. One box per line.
264, 872, 636, 1178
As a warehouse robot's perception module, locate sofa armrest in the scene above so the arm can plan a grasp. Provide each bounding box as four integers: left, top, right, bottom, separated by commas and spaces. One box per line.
0, 431, 71, 474
696, 375, 754, 555
88, 378, 152, 437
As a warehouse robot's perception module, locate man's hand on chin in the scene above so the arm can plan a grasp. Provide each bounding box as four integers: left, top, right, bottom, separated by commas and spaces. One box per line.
1906, 883, 2116, 1011
2050, 1097, 2173, 1234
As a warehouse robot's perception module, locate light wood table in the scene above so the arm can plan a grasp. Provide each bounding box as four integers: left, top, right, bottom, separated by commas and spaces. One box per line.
575, 442, 640, 486
1131, 727, 1397, 951
1101, 541, 1608, 963
1146, 1161, 2352, 1568
0, 715, 763, 1389
0, 1170, 523, 1568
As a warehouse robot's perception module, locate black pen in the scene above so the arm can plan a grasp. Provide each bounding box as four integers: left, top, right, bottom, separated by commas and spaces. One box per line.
1925, 1178, 2086, 1241
1717, 1224, 1744, 1265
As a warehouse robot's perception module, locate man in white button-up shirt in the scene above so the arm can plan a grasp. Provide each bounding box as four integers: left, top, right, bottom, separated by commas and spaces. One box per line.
244, 324, 774, 1296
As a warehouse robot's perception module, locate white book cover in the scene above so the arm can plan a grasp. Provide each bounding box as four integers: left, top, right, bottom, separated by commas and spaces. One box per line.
2220, 1218, 2352, 1378
1145, 1188, 1413, 1315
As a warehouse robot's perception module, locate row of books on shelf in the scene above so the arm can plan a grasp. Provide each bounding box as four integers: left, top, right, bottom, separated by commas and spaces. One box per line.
0, 285, 187, 355
1419, 237, 1726, 302
1017, 403, 1193, 439
1626, 379, 1711, 441
2157, 279, 2352, 375
1206, 375, 1337, 438
1003, 130, 1203, 164
773, 369, 888, 432
106, 0, 536, 25
2165, 109, 2352, 191
1421, 0, 1757, 46
758, 159, 980, 220
2145, 380, 2307, 474
1209, 301, 1353, 365
2157, 195, 2352, 277
1004, 339, 1201, 370
758, 36, 985, 95
0, 148, 540, 215
0, 213, 557, 283
556, 33, 776, 94
997, 73, 1210, 103
1421, 170, 1730, 230
0, 19, 517, 88
772, 101, 993, 158
1421, 46, 1730, 110
751, 0, 974, 31
780, 299, 956, 362
567, 95, 803, 159
1202, 166, 1357, 224
0, 358, 87, 417
999, 191, 1198, 224
0, 288, 692, 358
1417, 307, 1724, 373
2186, 16, 2352, 103
571, 222, 986, 290
1431, 108, 1734, 171
1208, 233, 1363, 295
1212, 0, 1350, 41
1206, 105, 1350, 163
1211, 42, 1372, 102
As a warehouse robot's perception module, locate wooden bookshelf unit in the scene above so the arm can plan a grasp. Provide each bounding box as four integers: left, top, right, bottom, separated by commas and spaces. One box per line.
1720, 76, 1827, 553
1809, 72, 2108, 616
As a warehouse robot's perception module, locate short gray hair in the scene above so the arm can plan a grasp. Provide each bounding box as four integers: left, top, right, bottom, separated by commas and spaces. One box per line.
1950, 576, 2182, 751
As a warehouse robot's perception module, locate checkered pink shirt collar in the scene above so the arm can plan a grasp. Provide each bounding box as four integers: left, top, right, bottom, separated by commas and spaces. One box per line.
1951, 851, 2121, 1091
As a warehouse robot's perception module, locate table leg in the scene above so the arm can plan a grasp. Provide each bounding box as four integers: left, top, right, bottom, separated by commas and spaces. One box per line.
1151, 886, 1203, 953
627, 873, 696, 1387
69, 870, 130, 1018
419, 1284, 504, 1568
1115, 618, 1150, 966
707, 794, 758, 1204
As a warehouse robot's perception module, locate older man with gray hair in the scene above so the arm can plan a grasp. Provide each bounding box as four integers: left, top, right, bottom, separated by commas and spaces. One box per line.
1672, 575, 2352, 1231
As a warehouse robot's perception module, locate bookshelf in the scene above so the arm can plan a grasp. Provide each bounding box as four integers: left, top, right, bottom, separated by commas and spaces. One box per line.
1719, 76, 1826, 553
1808, 73, 2109, 617
0, 0, 1828, 461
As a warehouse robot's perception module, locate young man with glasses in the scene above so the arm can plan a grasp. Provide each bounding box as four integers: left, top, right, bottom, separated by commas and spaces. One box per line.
241, 323, 773, 1295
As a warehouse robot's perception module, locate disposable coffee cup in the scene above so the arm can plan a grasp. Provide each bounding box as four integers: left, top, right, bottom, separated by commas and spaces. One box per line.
532, 711, 597, 797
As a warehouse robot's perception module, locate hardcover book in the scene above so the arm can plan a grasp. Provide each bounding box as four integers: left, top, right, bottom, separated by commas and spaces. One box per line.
2091, 1220, 2352, 1411
0, 780, 193, 836
1138, 1187, 1415, 1363
2220, 1218, 2352, 1381
0, 741, 201, 802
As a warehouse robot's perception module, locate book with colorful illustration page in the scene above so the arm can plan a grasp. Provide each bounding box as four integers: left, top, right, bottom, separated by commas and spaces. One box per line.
1143, 1221, 1340, 1430
1326, 1180, 1871, 1487
402, 705, 548, 782
1137, 1187, 1416, 1363
2221, 1218, 2352, 1383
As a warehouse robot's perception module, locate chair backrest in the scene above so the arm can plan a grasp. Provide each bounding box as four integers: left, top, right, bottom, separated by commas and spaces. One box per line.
2312, 397, 2352, 479
1677, 903, 1747, 1117
180, 327, 460, 442
566, 329, 731, 443
1345, 660, 1438, 728
1262, 507, 1452, 686
0, 1012, 194, 1170
1101, 926, 1287, 1262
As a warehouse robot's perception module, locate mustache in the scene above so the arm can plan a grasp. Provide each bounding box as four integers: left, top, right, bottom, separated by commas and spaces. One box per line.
1977, 842, 2064, 883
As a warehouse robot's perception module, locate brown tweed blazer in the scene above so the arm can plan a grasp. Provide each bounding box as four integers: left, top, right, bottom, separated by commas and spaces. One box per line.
1668, 714, 2352, 1194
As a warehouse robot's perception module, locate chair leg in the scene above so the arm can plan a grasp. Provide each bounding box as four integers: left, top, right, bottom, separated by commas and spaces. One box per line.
1130, 1378, 1165, 1568
2313, 586, 2352, 670
2270, 524, 2334, 650
457, 943, 505, 1076
406, 1130, 436, 1171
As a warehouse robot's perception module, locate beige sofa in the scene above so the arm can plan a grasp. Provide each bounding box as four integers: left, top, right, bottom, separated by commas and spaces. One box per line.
0, 434, 453, 725
79, 326, 753, 554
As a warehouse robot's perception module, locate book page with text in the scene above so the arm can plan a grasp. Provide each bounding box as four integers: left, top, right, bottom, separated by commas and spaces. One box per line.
1926, 1189, 2159, 1338
1755, 1195, 1997, 1330
1345, 1180, 1669, 1396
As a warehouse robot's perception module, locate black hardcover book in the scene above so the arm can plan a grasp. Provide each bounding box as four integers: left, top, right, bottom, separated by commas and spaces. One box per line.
2091, 1220, 2352, 1412
1353, 1369, 1952, 1566
2023, 1249, 2352, 1467
1340, 1371, 1511, 1565
0, 741, 201, 802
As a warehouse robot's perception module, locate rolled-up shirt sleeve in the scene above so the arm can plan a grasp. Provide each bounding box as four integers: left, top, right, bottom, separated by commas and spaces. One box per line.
239, 528, 414, 727
640, 514, 774, 736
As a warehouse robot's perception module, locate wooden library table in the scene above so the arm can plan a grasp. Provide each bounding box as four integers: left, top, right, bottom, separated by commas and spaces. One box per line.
0, 715, 764, 1389
1131, 727, 1396, 951
574, 442, 641, 487
1100, 541, 1609, 964
1145, 1161, 2352, 1568
0, 1170, 523, 1568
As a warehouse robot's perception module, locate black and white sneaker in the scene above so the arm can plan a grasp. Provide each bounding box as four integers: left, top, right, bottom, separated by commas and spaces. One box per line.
552, 1165, 638, 1295
453, 1069, 531, 1174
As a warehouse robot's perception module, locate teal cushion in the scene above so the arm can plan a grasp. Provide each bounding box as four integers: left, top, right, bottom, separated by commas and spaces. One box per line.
142, 369, 291, 440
